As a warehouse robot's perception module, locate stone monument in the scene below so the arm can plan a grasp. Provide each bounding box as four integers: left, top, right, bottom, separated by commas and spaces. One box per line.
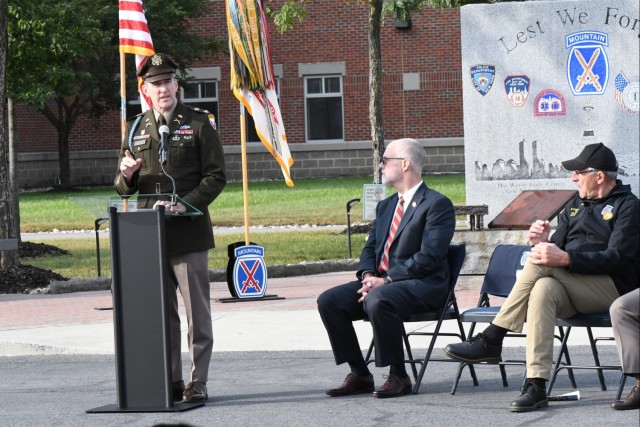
461, 0, 639, 223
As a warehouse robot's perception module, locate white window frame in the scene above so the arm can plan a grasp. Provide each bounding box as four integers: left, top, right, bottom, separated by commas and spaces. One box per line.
181, 67, 221, 122
299, 62, 346, 142
303, 75, 345, 142
181, 80, 218, 114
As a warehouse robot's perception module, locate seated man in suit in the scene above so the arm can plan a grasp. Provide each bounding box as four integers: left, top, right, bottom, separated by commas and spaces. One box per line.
444, 143, 640, 412
610, 288, 640, 411
318, 138, 456, 398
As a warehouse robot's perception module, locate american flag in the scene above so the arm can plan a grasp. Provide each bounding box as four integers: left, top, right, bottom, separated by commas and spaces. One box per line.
614, 72, 629, 112
119, 0, 155, 111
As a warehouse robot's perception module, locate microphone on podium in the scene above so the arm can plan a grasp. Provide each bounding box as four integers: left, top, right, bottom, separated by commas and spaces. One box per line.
158, 124, 169, 165
157, 124, 177, 207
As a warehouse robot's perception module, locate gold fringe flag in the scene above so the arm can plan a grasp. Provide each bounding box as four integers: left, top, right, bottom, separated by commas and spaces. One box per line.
226, 0, 294, 187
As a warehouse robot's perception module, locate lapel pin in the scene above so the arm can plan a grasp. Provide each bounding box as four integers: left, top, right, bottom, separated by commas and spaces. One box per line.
412, 201, 417, 208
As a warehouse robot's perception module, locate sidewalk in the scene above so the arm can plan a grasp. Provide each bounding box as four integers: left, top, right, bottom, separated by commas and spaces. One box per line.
0, 272, 609, 355
0, 272, 483, 355
0, 272, 633, 427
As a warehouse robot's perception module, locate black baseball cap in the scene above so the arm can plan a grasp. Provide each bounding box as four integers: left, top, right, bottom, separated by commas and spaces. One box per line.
561, 143, 618, 172
137, 53, 177, 82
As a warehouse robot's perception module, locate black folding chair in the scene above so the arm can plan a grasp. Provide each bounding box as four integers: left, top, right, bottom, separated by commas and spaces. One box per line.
365, 244, 478, 394
450, 245, 578, 395
548, 312, 626, 399
450, 245, 528, 393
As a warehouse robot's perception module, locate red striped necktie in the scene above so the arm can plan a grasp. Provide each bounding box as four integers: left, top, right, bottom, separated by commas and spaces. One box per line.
378, 196, 404, 273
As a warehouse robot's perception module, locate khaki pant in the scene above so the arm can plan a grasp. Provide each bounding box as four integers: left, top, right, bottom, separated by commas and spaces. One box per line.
168, 250, 213, 383
493, 263, 619, 379
611, 288, 640, 374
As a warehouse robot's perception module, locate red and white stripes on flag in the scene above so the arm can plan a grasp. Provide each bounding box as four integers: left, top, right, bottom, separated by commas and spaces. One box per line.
119, 0, 155, 112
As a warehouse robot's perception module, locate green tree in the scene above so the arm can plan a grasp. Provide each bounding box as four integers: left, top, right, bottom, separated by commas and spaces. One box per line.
269, 0, 511, 183
1, 0, 17, 268
6, 0, 223, 188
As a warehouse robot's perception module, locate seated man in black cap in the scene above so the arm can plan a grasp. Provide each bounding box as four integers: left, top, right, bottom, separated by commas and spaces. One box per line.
444, 142, 640, 412
115, 53, 226, 403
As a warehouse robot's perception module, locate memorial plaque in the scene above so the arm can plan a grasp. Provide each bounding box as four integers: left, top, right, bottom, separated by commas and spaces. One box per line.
488, 190, 577, 230
363, 184, 386, 220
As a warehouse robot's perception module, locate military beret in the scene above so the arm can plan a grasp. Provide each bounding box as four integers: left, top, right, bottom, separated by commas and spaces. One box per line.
137, 53, 177, 82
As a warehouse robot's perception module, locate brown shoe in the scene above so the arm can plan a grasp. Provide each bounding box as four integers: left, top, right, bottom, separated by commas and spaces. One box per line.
373, 374, 412, 398
611, 385, 640, 410
172, 380, 185, 401
326, 373, 375, 397
182, 381, 208, 403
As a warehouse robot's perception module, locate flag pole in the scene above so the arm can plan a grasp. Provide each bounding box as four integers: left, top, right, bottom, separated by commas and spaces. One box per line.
240, 103, 250, 245
120, 51, 129, 212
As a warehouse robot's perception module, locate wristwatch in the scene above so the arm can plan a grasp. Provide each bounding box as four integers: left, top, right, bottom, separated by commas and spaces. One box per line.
383, 276, 391, 285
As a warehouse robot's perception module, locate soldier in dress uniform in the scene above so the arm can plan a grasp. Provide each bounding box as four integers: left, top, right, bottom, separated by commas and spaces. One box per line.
114, 53, 226, 403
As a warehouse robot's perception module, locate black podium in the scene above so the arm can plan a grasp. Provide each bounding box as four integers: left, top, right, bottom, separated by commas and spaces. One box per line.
88, 205, 203, 413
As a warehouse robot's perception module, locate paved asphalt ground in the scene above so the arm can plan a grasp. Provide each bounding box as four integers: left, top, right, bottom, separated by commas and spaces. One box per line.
0, 271, 637, 426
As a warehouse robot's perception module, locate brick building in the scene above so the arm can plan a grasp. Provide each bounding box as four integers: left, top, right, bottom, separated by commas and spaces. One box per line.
13, 1, 465, 188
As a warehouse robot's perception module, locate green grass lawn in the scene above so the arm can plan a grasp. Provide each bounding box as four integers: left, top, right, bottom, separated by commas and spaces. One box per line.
19, 175, 465, 232
20, 175, 465, 278
25, 230, 368, 279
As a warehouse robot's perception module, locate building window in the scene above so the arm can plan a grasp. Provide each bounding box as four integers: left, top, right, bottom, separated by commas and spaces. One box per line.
124, 79, 219, 122
246, 79, 280, 143
305, 75, 344, 141
181, 80, 219, 122
126, 92, 142, 118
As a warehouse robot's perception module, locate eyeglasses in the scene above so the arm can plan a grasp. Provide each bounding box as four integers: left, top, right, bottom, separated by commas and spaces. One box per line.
573, 168, 598, 176
381, 157, 405, 165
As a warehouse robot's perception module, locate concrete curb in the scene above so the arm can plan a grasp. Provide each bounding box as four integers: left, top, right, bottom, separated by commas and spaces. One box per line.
48, 259, 360, 294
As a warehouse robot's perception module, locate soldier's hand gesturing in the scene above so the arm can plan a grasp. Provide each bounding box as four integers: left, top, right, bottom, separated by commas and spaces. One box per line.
120, 150, 143, 182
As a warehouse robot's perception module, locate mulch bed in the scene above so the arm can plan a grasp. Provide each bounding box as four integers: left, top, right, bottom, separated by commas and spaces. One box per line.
0, 242, 69, 294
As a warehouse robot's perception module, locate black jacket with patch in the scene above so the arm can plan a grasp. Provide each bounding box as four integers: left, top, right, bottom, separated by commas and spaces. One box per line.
551, 181, 640, 295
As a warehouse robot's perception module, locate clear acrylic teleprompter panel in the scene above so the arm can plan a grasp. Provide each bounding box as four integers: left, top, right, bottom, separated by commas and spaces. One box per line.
69, 194, 203, 218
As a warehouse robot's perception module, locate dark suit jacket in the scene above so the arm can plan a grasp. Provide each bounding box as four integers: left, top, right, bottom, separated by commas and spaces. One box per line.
357, 182, 455, 308
114, 102, 226, 255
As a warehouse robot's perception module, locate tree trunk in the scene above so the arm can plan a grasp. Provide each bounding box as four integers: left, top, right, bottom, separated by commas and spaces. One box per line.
368, 0, 384, 184
8, 98, 20, 243
39, 97, 78, 188
0, 0, 18, 268
57, 125, 71, 187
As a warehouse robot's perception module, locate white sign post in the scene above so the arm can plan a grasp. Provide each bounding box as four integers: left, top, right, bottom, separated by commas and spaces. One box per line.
363, 184, 386, 220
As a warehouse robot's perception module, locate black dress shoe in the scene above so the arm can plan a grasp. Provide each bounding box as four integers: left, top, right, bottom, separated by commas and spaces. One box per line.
172, 380, 185, 401
326, 373, 375, 397
444, 333, 502, 364
510, 381, 548, 412
182, 381, 208, 403
373, 374, 412, 398
611, 385, 640, 410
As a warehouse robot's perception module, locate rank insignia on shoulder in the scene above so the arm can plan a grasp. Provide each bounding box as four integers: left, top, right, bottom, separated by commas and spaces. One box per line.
188, 105, 209, 113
